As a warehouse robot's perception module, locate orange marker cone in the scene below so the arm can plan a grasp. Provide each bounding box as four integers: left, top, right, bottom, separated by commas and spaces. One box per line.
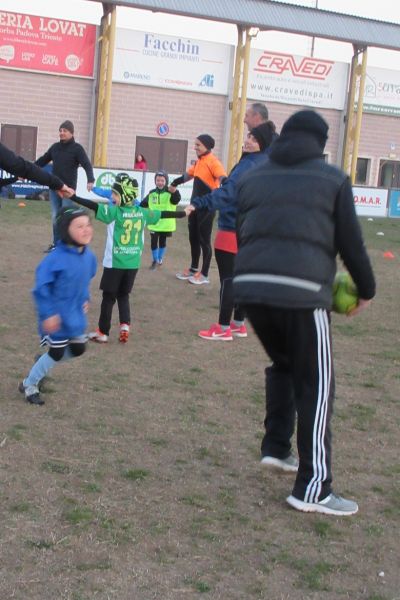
383, 251, 395, 259
18, 202, 26, 207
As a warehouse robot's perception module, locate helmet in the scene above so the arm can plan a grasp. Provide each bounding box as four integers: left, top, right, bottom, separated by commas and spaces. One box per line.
154, 170, 169, 186
112, 174, 139, 206
56, 206, 90, 246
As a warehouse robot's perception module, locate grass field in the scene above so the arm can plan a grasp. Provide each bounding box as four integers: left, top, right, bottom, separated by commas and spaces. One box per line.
0, 199, 399, 600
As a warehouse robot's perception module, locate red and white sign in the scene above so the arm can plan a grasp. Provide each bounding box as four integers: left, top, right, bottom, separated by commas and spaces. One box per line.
248, 49, 349, 110
352, 186, 388, 217
0, 11, 96, 77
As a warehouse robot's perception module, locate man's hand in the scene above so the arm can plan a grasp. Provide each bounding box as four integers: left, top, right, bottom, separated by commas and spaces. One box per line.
41, 314, 61, 333
347, 298, 371, 317
87, 182, 94, 192
57, 185, 75, 198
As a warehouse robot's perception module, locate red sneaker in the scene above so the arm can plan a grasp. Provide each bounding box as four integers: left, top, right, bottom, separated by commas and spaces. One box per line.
230, 322, 248, 338
119, 323, 130, 343
198, 323, 233, 341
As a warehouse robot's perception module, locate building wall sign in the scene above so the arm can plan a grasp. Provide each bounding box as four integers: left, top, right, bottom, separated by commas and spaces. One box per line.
363, 66, 400, 117
0, 10, 96, 77
113, 28, 232, 95
247, 49, 349, 110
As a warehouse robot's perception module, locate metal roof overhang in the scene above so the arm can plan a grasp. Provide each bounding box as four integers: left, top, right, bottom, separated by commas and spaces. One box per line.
89, 0, 400, 51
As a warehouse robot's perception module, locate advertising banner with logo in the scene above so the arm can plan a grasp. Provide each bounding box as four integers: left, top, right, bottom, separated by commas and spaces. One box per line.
0, 11, 96, 77
353, 187, 388, 217
247, 49, 349, 110
388, 189, 400, 217
77, 168, 144, 201
363, 66, 400, 117
113, 28, 232, 95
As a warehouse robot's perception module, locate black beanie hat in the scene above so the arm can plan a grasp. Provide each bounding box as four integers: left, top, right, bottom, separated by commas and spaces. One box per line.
59, 120, 74, 134
56, 206, 89, 246
197, 134, 215, 150
281, 110, 328, 146
250, 122, 276, 152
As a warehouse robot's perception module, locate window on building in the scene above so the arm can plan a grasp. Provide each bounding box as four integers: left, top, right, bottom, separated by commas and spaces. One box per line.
1, 124, 38, 160
355, 158, 370, 185
378, 160, 400, 189
135, 137, 188, 174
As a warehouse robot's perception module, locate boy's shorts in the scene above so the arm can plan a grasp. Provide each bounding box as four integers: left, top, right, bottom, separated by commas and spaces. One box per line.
40, 334, 87, 349
100, 267, 138, 296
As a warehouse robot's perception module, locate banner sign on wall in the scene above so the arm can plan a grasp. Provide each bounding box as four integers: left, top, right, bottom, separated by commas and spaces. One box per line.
353, 186, 388, 217
362, 66, 400, 117
0, 11, 96, 77
113, 29, 233, 95
388, 189, 400, 217
77, 167, 144, 200
247, 49, 349, 110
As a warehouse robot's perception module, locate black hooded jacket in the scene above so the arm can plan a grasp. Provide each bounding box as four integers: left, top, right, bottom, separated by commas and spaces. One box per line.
36, 137, 94, 189
233, 124, 376, 310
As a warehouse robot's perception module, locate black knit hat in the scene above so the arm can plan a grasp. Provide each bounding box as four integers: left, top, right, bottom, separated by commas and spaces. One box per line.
250, 122, 276, 152
197, 134, 215, 150
281, 110, 328, 146
56, 206, 89, 246
112, 174, 139, 206
59, 120, 74, 134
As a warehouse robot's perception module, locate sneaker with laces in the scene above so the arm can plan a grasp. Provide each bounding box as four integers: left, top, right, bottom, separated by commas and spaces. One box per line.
286, 493, 358, 516
119, 323, 130, 343
176, 268, 196, 280
198, 323, 233, 341
88, 329, 108, 343
261, 454, 299, 473
19, 381, 44, 405
188, 272, 209, 285
230, 322, 248, 337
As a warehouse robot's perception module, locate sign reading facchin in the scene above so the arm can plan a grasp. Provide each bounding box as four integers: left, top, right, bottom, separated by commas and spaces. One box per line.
113, 28, 233, 95
0, 10, 96, 77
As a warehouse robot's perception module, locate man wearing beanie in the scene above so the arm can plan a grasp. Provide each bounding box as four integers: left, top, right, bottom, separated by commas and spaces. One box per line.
171, 134, 226, 285
36, 120, 95, 252
233, 109, 376, 516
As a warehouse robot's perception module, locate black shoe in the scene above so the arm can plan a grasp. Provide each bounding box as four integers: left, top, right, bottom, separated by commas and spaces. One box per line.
18, 381, 45, 405
150, 261, 157, 271
44, 244, 55, 253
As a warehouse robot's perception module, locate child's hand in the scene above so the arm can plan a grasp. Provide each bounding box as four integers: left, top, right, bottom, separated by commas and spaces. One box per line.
83, 301, 89, 314
168, 185, 177, 193
42, 314, 61, 333
184, 205, 195, 216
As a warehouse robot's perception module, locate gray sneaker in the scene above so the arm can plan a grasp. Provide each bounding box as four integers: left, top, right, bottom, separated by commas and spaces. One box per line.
18, 381, 44, 406
286, 493, 358, 516
260, 454, 299, 473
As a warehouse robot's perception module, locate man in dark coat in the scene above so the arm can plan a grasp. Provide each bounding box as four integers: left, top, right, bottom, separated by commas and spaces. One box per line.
233, 110, 376, 516
36, 120, 95, 251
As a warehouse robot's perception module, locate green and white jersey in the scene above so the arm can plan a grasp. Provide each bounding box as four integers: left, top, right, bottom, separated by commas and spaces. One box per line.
96, 204, 161, 269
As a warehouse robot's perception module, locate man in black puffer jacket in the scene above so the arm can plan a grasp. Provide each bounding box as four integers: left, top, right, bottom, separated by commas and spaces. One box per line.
233, 110, 375, 517
36, 120, 95, 251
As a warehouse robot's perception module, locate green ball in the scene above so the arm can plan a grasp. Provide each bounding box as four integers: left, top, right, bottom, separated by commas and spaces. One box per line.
332, 272, 359, 314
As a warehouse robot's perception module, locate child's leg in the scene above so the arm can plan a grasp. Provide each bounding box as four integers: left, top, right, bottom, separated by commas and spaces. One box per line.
116, 270, 138, 328
158, 233, 168, 263
98, 291, 116, 335
21, 339, 68, 404
150, 232, 159, 264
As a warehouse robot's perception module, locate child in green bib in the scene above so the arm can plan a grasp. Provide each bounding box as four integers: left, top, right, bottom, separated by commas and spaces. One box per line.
140, 170, 181, 270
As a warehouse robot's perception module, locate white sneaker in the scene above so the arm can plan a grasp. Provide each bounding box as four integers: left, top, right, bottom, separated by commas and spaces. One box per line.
88, 329, 108, 343
286, 493, 359, 516
260, 455, 299, 473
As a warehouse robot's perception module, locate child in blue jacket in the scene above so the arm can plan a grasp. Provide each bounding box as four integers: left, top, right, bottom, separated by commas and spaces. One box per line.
19, 207, 97, 405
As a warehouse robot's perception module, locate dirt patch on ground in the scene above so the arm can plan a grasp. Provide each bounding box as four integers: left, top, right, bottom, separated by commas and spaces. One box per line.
0, 200, 399, 600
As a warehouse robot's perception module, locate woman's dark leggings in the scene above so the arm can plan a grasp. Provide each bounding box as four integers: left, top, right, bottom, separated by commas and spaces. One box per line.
215, 248, 245, 326
188, 209, 215, 277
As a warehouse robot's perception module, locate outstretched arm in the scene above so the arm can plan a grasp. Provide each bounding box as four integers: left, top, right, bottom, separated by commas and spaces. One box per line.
70, 194, 99, 214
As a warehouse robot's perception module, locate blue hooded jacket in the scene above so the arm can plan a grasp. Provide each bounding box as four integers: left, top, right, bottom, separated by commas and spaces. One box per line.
190, 151, 268, 231
33, 242, 97, 340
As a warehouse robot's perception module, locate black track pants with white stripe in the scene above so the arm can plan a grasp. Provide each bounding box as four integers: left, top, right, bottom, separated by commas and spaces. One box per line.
244, 305, 334, 502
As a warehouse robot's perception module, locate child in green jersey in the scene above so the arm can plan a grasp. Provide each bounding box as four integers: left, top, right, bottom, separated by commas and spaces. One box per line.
70, 175, 188, 343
